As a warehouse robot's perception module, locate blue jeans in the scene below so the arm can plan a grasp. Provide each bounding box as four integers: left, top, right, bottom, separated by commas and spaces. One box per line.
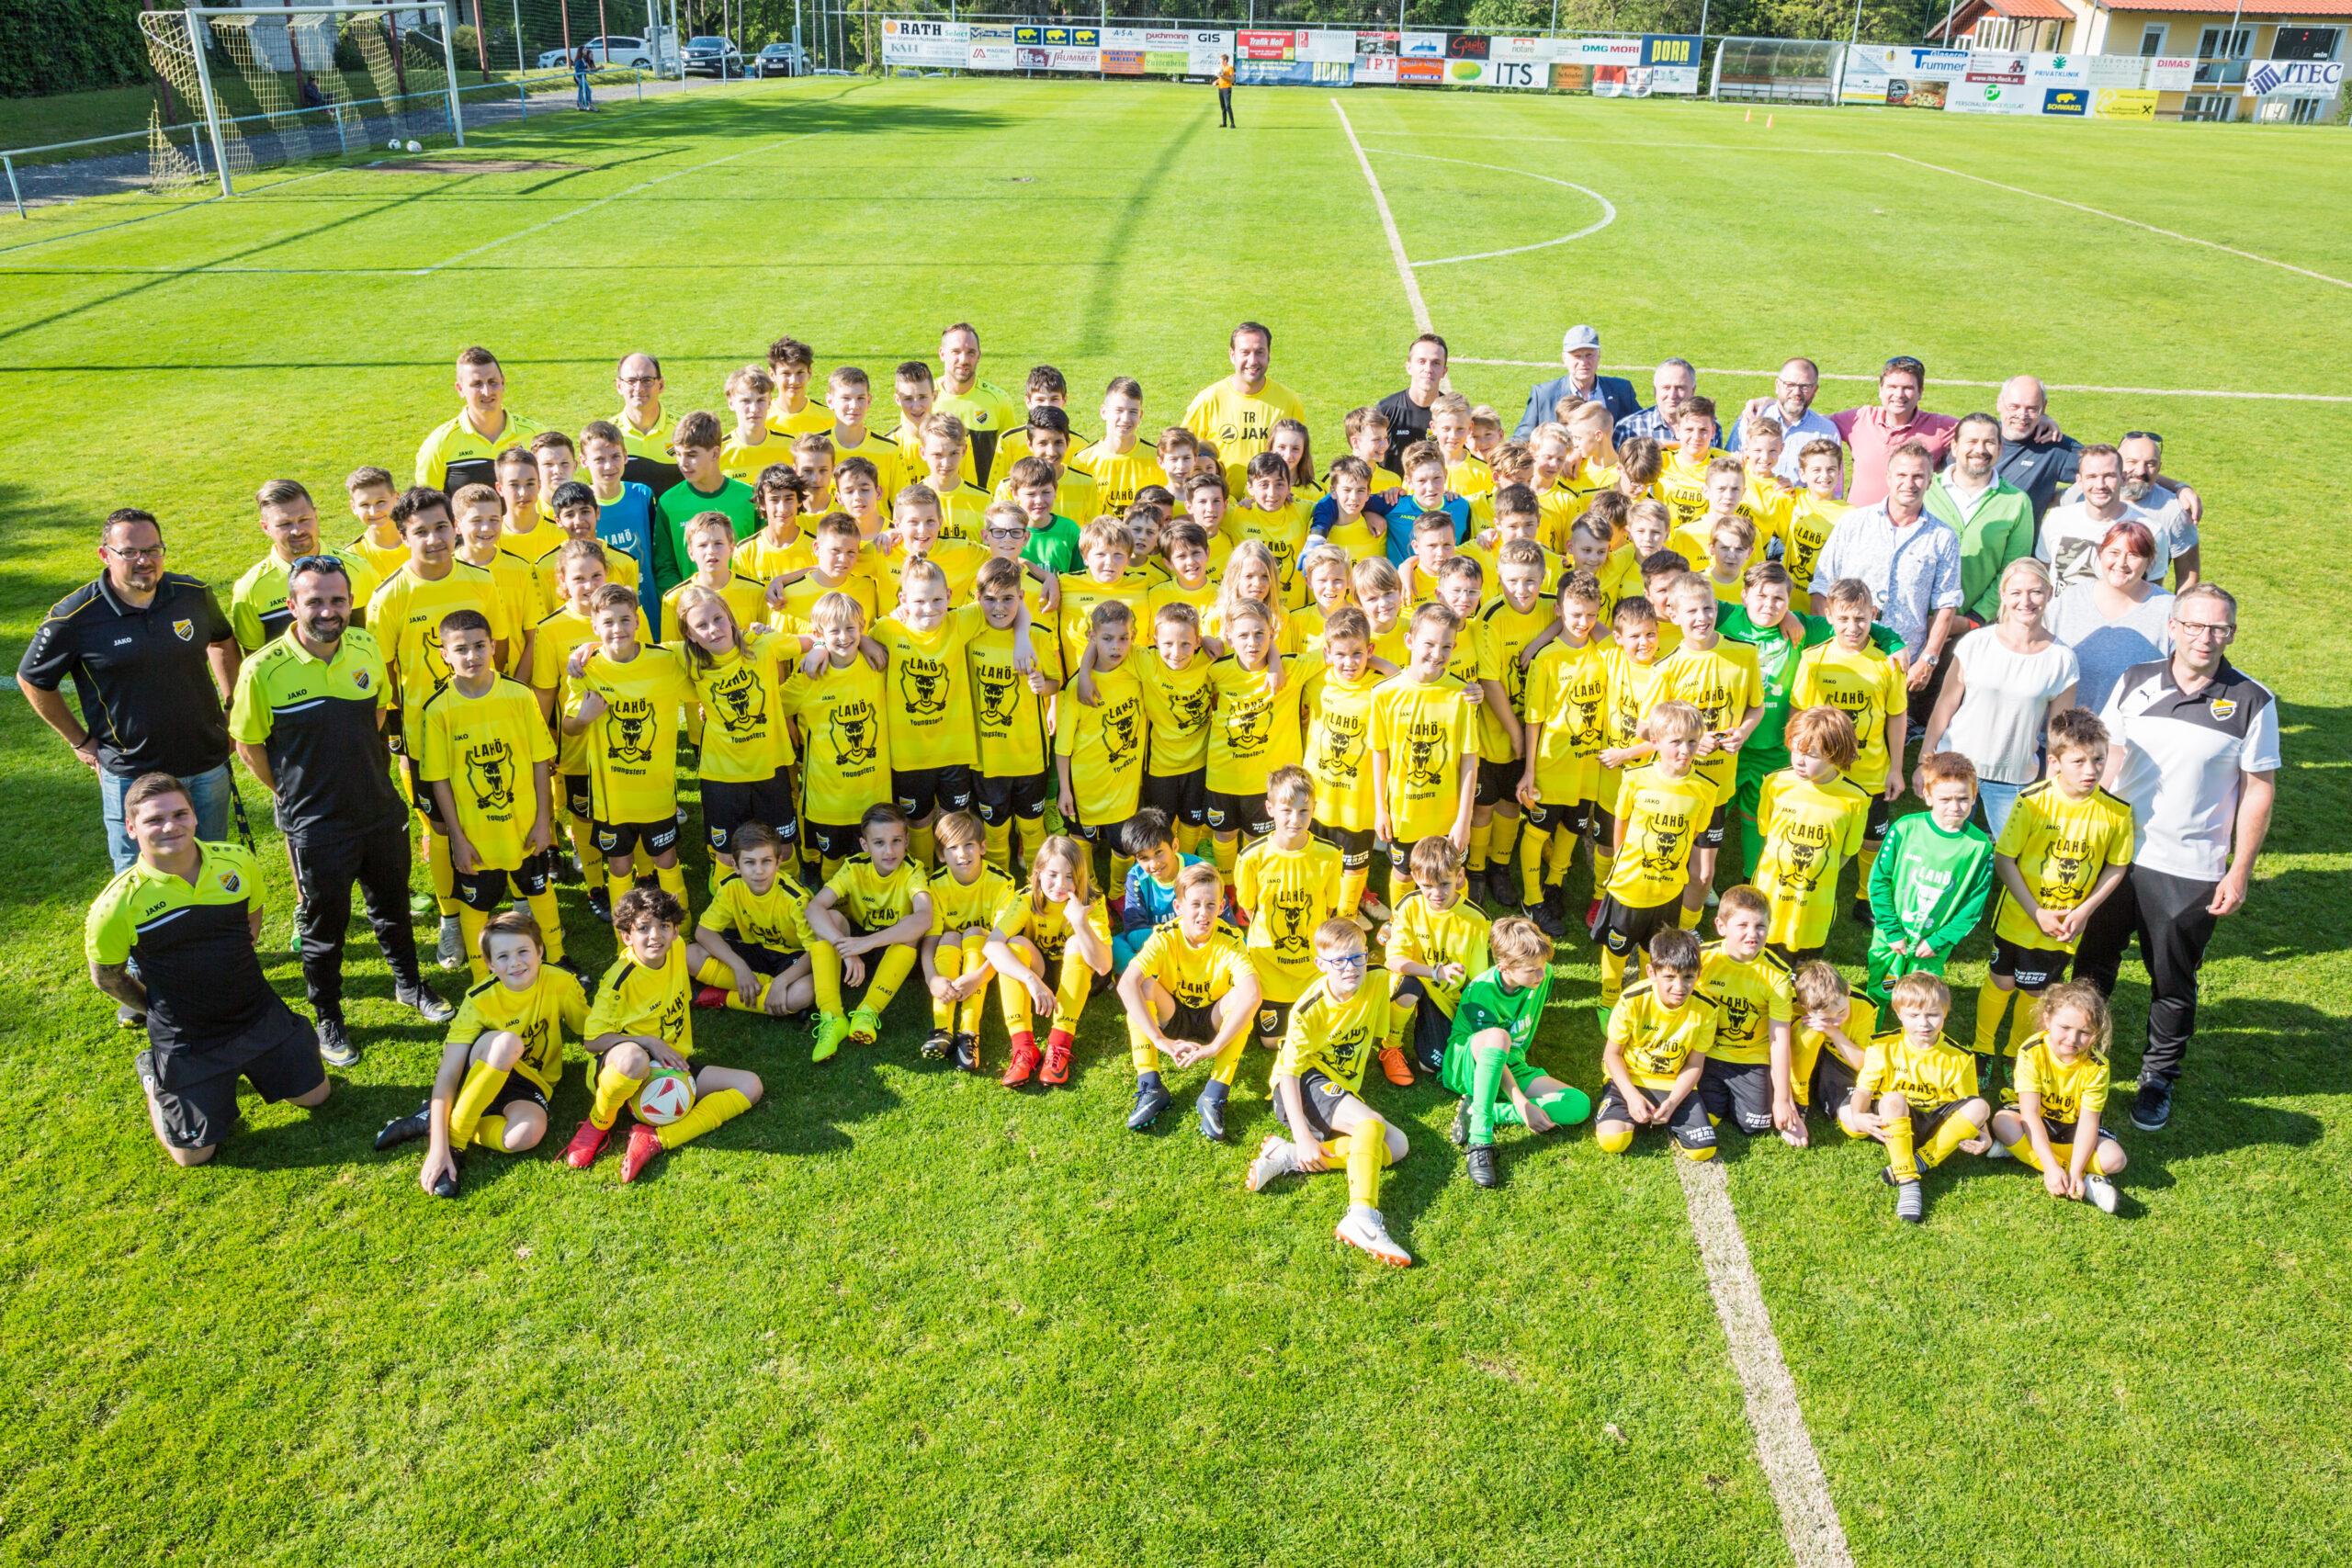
101, 762, 233, 874
576, 73, 593, 109
1976, 780, 2021, 842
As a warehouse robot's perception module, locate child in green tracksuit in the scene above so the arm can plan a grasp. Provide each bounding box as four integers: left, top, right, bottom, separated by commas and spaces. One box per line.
1866, 751, 1996, 1010
1441, 915, 1590, 1189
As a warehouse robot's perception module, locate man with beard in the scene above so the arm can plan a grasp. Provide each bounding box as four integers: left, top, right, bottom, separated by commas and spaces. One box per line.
230, 479, 383, 653
2093, 431, 2200, 591
2038, 445, 2191, 594
230, 556, 454, 1066
1924, 412, 2036, 630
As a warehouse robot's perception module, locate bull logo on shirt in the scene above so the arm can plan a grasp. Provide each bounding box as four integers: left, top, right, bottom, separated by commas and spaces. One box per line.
1642, 824, 1686, 878
2045, 845, 2088, 904
831, 701, 879, 768
1721, 994, 1758, 1043
977, 671, 1019, 729
1103, 698, 1141, 770
899, 658, 949, 717
1406, 720, 1448, 788
709, 668, 763, 737
1778, 836, 1823, 892
1227, 704, 1272, 758
1568, 696, 1605, 751
464, 739, 515, 812
659, 988, 689, 1043
1169, 685, 1211, 735
1318, 712, 1363, 782
608, 696, 656, 764
1269, 888, 1316, 956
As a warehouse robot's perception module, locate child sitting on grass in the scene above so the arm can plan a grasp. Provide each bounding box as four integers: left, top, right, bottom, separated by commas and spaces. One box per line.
1443, 915, 1590, 1188
1594, 925, 1718, 1165
1841, 971, 1991, 1224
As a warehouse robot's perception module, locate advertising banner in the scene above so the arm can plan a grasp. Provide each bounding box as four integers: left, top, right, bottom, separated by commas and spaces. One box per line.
2085, 55, 2148, 88
2041, 85, 2087, 114
1019, 25, 1098, 72
880, 17, 967, 69
2028, 51, 2086, 89
1238, 28, 1294, 60
2091, 86, 2156, 118
1966, 51, 2028, 85
1551, 62, 1590, 90
1398, 56, 1443, 83
1446, 58, 1490, 85
2150, 56, 2194, 90
1238, 59, 1312, 84
1355, 52, 1398, 83
1302, 29, 1356, 62
1355, 31, 1397, 55
1399, 32, 1445, 57
2249, 58, 2345, 97
1948, 76, 2032, 113
1188, 30, 1231, 74
1485, 39, 1550, 90
1886, 77, 1949, 108
968, 22, 1015, 70
1878, 46, 1968, 80
1101, 46, 1143, 73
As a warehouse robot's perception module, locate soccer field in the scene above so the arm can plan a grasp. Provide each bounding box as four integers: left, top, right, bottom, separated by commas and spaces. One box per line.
4, 75, 2351, 1565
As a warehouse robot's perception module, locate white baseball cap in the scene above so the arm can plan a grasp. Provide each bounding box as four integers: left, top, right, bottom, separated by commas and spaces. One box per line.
1562, 324, 1601, 352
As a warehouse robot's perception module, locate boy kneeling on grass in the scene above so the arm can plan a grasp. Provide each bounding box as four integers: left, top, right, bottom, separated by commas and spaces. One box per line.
1840, 971, 1990, 1224
565, 887, 765, 1183
1248, 918, 1415, 1268
1595, 925, 1718, 1166
1986, 979, 2126, 1214
382, 910, 584, 1199
1444, 915, 1591, 1189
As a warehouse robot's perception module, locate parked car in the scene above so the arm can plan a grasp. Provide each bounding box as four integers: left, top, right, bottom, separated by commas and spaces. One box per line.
537, 35, 660, 70
681, 35, 743, 76
754, 41, 805, 77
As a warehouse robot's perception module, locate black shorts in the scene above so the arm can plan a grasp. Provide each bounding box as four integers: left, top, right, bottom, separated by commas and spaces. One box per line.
484, 1071, 551, 1118
1769, 942, 1826, 969
1068, 811, 1136, 849
1140, 768, 1207, 829
729, 940, 797, 976
593, 817, 681, 860
403, 756, 447, 828
1591, 893, 1681, 958
1990, 935, 2069, 991
1272, 1066, 1351, 1143
1698, 1056, 1776, 1135
135, 1003, 323, 1150
2034, 1118, 2120, 1149
1584, 801, 1615, 844
1595, 1081, 1716, 1151
1166, 998, 1216, 1044
1393, 976, 1453, 1062
1864, 793, 1893, 841
803, 818, 865, 863
452, 851, 553, 913
1809, 1045, 1859, 1111
703, 772, 798, 853
1696, 801, 1728, 851
894, 764, 975, 821
1254, 997, 1293, 1041
1523, 798, 1577, 837
1902, 1100, 1971, 1145
975, 769, 1051, 827
1475, 757, 1519, 808
1310, 820, 1374, 869
562, 772, 594, 821
1204, 789, 1272, 839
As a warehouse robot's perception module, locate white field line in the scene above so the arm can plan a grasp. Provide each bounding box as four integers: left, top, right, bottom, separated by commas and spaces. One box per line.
1677, 1156, 1857, 1568
1330, 99, 1433, 334
1358, 148, 1616, 266
1452, 357, 2352, 402
1357, 131, 1875, 154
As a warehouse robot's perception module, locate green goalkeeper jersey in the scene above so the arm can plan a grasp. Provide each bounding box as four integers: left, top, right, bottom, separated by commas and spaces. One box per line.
1868, 812, 1996, 953
1715, 606, 1904, 767
1442, 964, 1553, 1093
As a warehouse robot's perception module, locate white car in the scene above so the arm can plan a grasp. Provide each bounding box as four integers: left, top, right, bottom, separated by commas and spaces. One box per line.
538, 35, 659, 70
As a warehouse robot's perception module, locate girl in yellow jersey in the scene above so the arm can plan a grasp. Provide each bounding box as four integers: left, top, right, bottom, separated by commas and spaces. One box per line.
921, 811, 1017, 1076
673, 585, 800, 892
987, 834, 1114, 1090
1300, 608, 1385, 921
1203, 541, 1298, 656
1986, 981, 2127, 1214
1204, 601, 1316, 872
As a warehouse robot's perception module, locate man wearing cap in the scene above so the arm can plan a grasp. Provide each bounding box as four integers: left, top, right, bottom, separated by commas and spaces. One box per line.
1377, 333, 1451, 476
1611, 357, 1700, 446
1512, 324, 1638, 439
1727, 357, 1842, 487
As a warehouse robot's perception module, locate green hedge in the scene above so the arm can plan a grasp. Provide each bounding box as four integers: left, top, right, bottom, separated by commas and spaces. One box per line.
0, 0, 152, 97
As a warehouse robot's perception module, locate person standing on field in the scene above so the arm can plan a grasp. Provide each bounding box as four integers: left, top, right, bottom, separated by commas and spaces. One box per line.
1216, 56, 1236, 127
1183, 321, 1306, 474
1828, 356, 1958, 508
1377, 333, 1451, 474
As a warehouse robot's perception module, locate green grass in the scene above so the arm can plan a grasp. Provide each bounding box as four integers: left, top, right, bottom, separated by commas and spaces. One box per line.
2, 78, 2348, 1564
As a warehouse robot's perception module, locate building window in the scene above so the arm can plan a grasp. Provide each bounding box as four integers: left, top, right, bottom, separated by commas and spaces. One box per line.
2180, 92, 2237, 122
2138, 24, 2166, 57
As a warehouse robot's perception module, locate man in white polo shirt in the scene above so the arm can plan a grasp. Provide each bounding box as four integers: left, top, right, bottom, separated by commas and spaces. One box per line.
2075, 582, 2278, 1133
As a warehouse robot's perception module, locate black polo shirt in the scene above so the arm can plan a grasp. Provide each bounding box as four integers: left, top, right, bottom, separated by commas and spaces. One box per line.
17, 572, 234, 777
226, 626, 406, 842
85, 840, 277, 1051
1375, 389, 1436, 476
1997, 435, 2083, 523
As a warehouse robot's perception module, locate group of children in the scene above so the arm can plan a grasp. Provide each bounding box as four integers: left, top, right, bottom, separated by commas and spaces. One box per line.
333, 351, 2143, 1245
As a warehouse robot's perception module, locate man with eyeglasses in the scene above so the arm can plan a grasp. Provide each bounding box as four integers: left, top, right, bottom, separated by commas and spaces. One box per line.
1510, 323, 1638, 441
228, 555, 454, 1066
1728, 356, 1841, 488
1827, 355, 1959, 508
609, 351, 681, 496
18, 508, 243, 878
2075, 582, 2277, 1134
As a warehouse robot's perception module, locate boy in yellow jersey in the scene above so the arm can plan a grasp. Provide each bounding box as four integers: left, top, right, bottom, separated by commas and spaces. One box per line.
884, 361, 954, 482
1472, 536, 1559, 908
1056, 601, 1149, 886
1588, 596, 1668, 913
1146, 520, 1219, 615
728, 467, 809, 580
831, 456, 897, 549
1380, 837, 1491, 1080
1464, 488, 1563, 604
344, 466, 408, 580
921, 810, 1016, 1074
967, 557, 1065, 875
539, 481, 640, 614
529, 429, 579, 528
1234, 766, 1345, 1054
764, 335, 831, 435
988, 833, 1115, 1089
671, 582, 799, 888
1130, 601, 1213, 854
1370, 603, 1477, 883
1567, 515, 1621, 618
530, 541, 643, 925
766, 514, 885, 635
1986, 980, 2126, 1214
864, 559, 986, 872
1176, 471, 1240, 580
1699, 516, 1759, 610
1654, 398, 1728, 531
720, 365, 795, 483
1300, 607, 1385, 924
388, 911, 583, 1199
1791, 958, 1873, 1116
805, 804, 933, 1059
1529, 423, 1598, 549
1116, 863, 1263, 1140
915, 412, 993, 540
1595, 925, 1719, 1162
1783, 439, 1849, 594
663, 513, 770, 636
821, 366, 909, 507
368, 486, 514, 967
1594, 700, 1713, 1010
1841, 972, 1990, 1224
781, 590, 891, 879
1653, 573, 1765, 928
1155, 426, 1204, 503
1443, 916, 1589, 1188
791, 432, 840, 521
1752, 705, 1870, 967
450, 482, 541, 679
882, 484, 988, 604
1295, 545, 1355, 649
493, 446, 561, 567
564, 887, 765, 1183
1428, 393, 1493, 501
688, 822, 817, 1019
1979, 708, 2134, 1073
1668, 457, 1757, 570
1614, 436, 1666, 505
560, 582, 694, 915
1309, 455, 1386, 563
1515, 570, 1610, 932
1222, 452, 1314, 608
1075, 376, 1166, 515
1247, 918, 1416, 1267
1401, 512, 1462, 609
1054, 518, 1152, 672
1351, 557, 1409, 669
1734, 420, 1796, 547
1792, 577, 1910, 923
419, 610, 563, 983
1424, 560, 1500, 900
993, 406, 1101, 525
1694, 885, 1804, 1145
1204, 601, 1307, 871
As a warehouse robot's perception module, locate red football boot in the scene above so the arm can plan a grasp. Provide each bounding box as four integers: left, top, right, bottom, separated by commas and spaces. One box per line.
620, 1122, 663, 1183
562, 1118, 612, 1169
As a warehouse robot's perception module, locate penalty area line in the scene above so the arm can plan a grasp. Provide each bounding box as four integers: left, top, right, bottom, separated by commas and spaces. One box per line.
1330, 99, 1433, 334
1356, 148, 1615, 267
1451, 357, 2352, 403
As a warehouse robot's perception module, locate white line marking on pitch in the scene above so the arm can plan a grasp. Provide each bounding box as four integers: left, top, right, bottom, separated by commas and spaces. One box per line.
1330, 99, 1433, 333
1357, 148, 1616, 266
1452, 356, 2352, 403
1677, 1156, 1857, 1568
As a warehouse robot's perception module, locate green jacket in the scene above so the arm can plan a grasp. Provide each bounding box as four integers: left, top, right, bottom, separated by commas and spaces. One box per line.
1923, 475, 2036, 623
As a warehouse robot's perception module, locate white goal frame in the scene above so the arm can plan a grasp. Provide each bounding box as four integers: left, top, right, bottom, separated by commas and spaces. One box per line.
179, 3, 467, 197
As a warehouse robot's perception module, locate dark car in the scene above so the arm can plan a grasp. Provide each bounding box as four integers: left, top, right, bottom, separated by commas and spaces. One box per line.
682, 35, 742, 76
755, 41, 804, 77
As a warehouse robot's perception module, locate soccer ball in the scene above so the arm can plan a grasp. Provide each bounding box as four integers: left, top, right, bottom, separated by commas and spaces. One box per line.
388, 138, 401, 150
405, 141, 423, 152
630, 1068, 695, 1125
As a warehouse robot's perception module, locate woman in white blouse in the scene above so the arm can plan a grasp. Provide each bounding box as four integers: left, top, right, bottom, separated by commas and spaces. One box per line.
1920, 558, 2078, 838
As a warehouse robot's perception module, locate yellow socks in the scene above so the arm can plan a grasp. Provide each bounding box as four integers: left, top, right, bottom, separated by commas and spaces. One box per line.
911, 823, 937, 874
1596, 1123, 1634, 1154
811, 942, 845, 1018
1519, 823, 1550, 899
2007, 996, 2038, 1055
456, 906, 491, 981
1209, 1031, 1248, 1086
1856, 841, 1880, 901
1000, 965, 1035, 1041
469, 1113, 508, 1150
696, 953, 771, 1013
1678, 901, 1702, 930
448, 1059, 507, 1146
655, 863, 690, 918
1679, 1140, 1717, 1162
1468, 818, 1493, 874
1920, 1108, 1983, 1170
1591, 847, 1615, 889
590, 1059, 642, 1131
526, 889, 564, 962
1338, 866, 1369, 919
1126, 1012, 1161, 1072
984, 818, 1013, 875
1180, 821, 1211, 856
1345, 1117, 1392, 1208
956, 931, 989, 1035
425, 830, 456, 916
1884, 1106, 1919, 1181
1111, 851, 1135, 897
865, 944, 917, 1015
1385, 994, 1417, 1052
569, 817, 605, 892
1213, 833, 1238, 877
1974, 979, 2011, 1056
656, 1087, 752, 1151
933, 942, 967, 1031
2000, 1129, 2046, 1170
1600, 946, 1628, 1010
1489, 813, 1520, 866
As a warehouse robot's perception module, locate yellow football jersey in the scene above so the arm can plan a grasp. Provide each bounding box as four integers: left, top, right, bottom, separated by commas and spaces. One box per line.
1073, 440, 1168, 516
1135, 649, 1215, 778
991, 888, 1114, 967
1993, 783, 2135, 952
1605, 763, 1715, 908
683, 631, 797, 784
368, 561, 514, 751
1476, 597, 1557, 762
418, 675, 555, 870
928, 863, 1017, 935
1206, 651, 1315, 797
967, 618, 1063, 778
703, 870, 815, 954
1182, 377, 1306, 465
1784, 492, 1848, 593
720, 428, 797, 485
1609, 980, 1720, 1089
1129, 916, 1255, 1010
587, 938, 694, 1055
1651, 637, 1763, 805
784, 658, 890, 826
1220, 501, 1314, 607
1695, 942, 1794, 1067
1654, 446, 1730, 530
447, 965, 589, 1097
662, 572, 770, 644
530, 604, 646, 777
1384, 890, 1492, 1017
1792, 640, 1907, 792
1857, 1029, 1980, 1111
1278, 967, 1397, 1096
1753, 768, 1871, 950
1054, 660, 1148, 823
1792, 980, 1872, 1106
825, 854, 926, 932
569, 643, 692, 827
1234, 836, 1344, 1004
1521, 639, 1610, 805
2014, 1032, 2110, 1126
1368, 674, 1475, 844
876, 609, 983, 772
1301, 665, 1381, 832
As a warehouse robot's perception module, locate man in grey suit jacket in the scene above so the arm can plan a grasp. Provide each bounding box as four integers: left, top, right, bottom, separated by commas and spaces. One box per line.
1511, 324, 1639, 438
